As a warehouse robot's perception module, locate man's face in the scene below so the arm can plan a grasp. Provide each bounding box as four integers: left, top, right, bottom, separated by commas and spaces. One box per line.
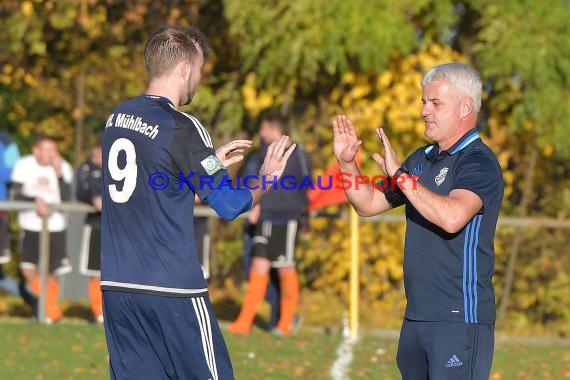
421, 79, 461, 143
91, 146, 102, 168
259, 121, 283, 145
32, 139, 58, 166
180, 44, 204, 106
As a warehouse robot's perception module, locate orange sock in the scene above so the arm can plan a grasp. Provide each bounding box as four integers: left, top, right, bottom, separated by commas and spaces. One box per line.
88, 277, 103, 319
29, 277, 62, 321
276, 270, 299, 335
229, 272, 269, 334
46, 278, 63, 322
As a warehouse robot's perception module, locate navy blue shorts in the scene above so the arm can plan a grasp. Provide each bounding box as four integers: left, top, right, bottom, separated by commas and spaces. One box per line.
103, 291, 233, 380
396, 319, 494, 380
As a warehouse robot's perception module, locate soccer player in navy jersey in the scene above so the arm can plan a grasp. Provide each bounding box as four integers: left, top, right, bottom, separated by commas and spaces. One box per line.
333, 63, 503, 380
101, 25, 295, 380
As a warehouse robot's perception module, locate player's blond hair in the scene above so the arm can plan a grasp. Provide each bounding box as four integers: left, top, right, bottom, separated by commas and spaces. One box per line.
144, 25, 198, 80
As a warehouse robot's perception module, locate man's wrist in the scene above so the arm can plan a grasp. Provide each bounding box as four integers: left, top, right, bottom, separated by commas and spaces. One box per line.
393, 167, 409, 178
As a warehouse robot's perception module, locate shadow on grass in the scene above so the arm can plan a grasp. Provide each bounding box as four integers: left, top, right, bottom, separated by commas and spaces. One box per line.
63, 301, 95, 322
0, 294, 96, 323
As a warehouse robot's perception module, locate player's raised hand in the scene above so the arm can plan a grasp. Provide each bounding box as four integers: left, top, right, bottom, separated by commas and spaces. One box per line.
215, 139, 252, 168
258, 135, 296, 179
333, 115, 362, 164
372, 128, 401, 177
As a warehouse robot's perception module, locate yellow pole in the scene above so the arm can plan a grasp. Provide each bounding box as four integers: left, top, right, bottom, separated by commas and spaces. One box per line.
349, 206, 359, 338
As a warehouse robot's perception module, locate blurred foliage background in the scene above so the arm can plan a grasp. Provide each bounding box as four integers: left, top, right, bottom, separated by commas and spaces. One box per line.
1, 0, 569, 336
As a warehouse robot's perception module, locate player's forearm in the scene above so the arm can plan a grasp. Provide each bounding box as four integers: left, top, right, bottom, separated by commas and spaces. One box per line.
92, 195, 103, 211
249, 189, 263, 207
339, 160, 391, 216
207, 188, 252, 221
248, 177, 272, 206
400, 183, 468, 233
9, 183, 34, 202
59, 179, 71, 201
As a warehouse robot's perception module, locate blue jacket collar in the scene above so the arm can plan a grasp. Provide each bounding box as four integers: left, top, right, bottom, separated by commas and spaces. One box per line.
424, 128, 480, 159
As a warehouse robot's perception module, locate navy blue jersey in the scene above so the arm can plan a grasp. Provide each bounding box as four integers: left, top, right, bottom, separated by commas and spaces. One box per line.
399, 129, 504, 324
101, 95, 229, 296
241, 144, 311, 223
76, 159, 102, 227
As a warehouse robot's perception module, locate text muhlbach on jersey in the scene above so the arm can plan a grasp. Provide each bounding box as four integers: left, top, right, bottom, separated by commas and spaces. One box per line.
105, 113, 160, 140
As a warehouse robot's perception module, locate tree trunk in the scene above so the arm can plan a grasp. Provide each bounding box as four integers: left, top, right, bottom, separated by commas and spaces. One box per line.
496, 146, 538, 327
280, 81, 295, 115
73, 69, 86, 167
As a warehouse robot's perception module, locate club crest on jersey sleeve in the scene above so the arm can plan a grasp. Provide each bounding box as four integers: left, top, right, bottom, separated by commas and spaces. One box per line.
201, 155, 224, 175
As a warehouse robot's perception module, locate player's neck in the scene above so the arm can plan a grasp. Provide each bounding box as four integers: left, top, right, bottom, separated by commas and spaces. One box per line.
146, 80, 180, 108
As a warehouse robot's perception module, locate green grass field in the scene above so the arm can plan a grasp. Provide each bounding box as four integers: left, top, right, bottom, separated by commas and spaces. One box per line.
1, 321, 569, 379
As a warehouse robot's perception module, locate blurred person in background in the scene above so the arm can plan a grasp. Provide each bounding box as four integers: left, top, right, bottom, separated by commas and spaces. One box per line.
238, 151, 281, 331
11, 133, 73, 323
76, 142, 103, 323
230, 111, 311, 336
0, 131, 37, 310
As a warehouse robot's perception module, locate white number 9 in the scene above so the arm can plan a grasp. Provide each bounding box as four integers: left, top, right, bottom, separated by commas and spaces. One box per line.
108, 138, 137, 203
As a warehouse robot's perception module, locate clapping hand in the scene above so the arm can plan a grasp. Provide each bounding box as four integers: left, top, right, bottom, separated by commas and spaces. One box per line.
332, 115, 362, 165
372, 128, 401, 177
215, 140, 253, 168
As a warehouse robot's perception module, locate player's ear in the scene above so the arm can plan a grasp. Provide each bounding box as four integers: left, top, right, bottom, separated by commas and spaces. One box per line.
460, 97, 474, 119
179, 60, 191, 80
